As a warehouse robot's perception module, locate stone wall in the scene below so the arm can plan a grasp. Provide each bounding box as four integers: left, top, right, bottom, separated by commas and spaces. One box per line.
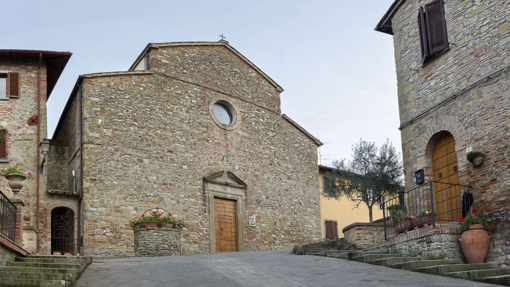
134, 227, 181, 257
389, 224, 464, 261
0, 57, 48, 254
55, 43, 321, 257
389, 0, 510, 263
342, 223, 386, 249
0, 234, 27, 265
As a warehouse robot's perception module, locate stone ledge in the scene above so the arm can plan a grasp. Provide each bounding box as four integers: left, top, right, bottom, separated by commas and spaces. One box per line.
0, 233, 28, 256
342, 222, 385, 234
47, 190, 79, 196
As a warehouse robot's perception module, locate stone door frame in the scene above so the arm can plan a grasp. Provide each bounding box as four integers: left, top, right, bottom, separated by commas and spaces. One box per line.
207, 183, 245, 253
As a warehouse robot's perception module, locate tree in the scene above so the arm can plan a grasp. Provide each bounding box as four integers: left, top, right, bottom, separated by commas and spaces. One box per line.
323, 139, 403, 223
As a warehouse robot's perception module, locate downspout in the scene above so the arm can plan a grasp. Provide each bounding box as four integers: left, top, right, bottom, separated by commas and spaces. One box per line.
36, 53, 42, 254
78, 83, 83, 255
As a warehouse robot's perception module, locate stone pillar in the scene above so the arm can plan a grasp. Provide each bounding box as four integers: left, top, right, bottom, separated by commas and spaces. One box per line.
10, 198, 24, 245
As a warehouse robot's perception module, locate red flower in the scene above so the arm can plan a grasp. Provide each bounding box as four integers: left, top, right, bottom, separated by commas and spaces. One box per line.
152, 211, 157, 214
168, 213, 172, 217
28, 172, 31, 175
459, 217, 466, 222
141, 214, 145, 218
491, 224, 495, 228
472, 208, 478, 213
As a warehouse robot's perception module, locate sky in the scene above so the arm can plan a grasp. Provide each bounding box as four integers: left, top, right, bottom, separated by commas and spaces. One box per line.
4, 0, 400, 167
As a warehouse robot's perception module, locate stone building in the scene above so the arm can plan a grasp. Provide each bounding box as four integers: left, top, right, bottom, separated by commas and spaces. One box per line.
376, 0, 509, 262
0, 50, 71, 255
47, 40, 322, 256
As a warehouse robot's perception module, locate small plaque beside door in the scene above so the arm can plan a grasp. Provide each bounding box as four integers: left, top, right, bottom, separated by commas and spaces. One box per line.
249, 214, 256, 227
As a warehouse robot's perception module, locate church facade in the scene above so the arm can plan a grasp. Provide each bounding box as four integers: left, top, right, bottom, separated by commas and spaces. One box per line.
46, 41, 322, 256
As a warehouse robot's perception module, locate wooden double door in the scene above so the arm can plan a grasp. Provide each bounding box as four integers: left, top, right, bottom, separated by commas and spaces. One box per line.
214, 197, 238, 252
432, 133, 461, 222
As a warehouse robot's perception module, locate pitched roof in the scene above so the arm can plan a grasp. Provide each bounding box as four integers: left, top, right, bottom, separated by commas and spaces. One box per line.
282, 114, 323, 146
0, 49, 72, 99
375, 0, 406, 35
128, 41, 284, 92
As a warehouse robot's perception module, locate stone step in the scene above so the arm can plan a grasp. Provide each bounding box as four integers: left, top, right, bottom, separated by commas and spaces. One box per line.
331, 251, 383, 260
16, 257, 89, 265
478, 274, 510, 286
416, 263, 497, 275
0, 266, 80, 280
370, 257, 420, 267
445, 268, 510, 281
0, 271, 73, 281
391, 260, 459, 271
0, 278, 72, 287
352, 253, 402, 263
7, 261, 84, 270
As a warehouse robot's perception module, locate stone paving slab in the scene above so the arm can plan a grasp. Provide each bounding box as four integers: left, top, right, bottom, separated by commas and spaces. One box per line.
75, 249, 501, 287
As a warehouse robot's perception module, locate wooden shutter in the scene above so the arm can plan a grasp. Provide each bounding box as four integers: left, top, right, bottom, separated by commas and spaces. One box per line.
7, 72, 20, 98
332, 221, 338, 239
325, 221, 333, 239
0, 130, 6, 158
418, 7, 430, 64
425, 0, 448, 55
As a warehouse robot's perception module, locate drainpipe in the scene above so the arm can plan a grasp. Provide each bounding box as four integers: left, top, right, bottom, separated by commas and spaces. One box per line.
36, 53, 42, 254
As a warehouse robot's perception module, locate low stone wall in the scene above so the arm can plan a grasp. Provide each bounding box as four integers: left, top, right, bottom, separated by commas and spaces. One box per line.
342, 222, 386, 249
0, 234, 27, 265
389, 224, 463, 261
134, 227, 181, 257
293, 238, 356, 255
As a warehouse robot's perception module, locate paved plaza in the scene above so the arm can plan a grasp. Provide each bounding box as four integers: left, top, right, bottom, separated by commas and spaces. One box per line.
75, 249, 501, 287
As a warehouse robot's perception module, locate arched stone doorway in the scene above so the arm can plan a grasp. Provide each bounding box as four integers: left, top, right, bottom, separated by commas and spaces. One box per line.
432, 132, 461, 223
51, 207, 75, 255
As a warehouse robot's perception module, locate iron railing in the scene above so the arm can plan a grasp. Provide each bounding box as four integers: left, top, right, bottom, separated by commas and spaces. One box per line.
0, 190, 17, 241
381, 181, 473, 240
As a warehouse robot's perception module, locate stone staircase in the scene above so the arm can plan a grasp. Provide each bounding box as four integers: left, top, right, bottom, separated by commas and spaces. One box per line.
314, 249, 510, 286
0, 255, 92, 287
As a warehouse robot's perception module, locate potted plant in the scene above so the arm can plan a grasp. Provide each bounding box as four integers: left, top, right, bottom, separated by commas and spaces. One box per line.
389, 204, 412, 234
130, 210, 185, 230
412, 209, 434, 228
0, 167, 33, 193
459, 208, 496, 263
467, 151, 485, 166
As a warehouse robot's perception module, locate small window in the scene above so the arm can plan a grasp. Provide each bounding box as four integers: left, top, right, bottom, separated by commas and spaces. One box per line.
0, 130, 7, 158
0, 75, 6, 98
325, 220, 338, 240
213, 102, 236, 126
418, 0, 449, 64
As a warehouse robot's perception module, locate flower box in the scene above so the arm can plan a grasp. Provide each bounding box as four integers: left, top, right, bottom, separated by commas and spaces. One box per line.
395, 219, 413, 234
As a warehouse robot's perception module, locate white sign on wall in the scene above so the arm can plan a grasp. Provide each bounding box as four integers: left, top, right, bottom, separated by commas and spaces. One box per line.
249, 214, 256, 226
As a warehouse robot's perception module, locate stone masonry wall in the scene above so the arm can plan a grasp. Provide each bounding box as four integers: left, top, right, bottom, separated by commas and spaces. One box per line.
390, 0, 510, 263
0, 57, 48, 254
74, 44, 321, 256
342, 223, 386, 249
134, 227, 181, 256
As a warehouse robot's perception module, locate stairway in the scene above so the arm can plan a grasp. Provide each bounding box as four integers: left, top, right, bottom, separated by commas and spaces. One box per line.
0, 255, 92, 287
314, 249, 510, 286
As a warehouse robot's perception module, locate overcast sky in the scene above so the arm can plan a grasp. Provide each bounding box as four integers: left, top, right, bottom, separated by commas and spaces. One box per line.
4, 0, 399, 167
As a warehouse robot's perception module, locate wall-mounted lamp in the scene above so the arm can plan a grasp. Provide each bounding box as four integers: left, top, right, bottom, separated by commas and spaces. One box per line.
39, 139, 50, 174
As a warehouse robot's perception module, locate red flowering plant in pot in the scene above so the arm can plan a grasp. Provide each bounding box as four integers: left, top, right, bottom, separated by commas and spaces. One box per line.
459, 208, 496, 263
130, 207, 186, 230
0, 167, 34, 193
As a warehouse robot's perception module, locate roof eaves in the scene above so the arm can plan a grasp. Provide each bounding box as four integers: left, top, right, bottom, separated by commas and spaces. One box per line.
282, 114, 323, 146
375, 0, 406, 35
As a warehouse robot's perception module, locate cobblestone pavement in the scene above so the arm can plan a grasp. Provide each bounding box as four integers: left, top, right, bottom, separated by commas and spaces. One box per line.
76, 249, 500, 287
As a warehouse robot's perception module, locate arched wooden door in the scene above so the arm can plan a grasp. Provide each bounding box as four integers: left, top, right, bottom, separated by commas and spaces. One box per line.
432, 133, 461, 223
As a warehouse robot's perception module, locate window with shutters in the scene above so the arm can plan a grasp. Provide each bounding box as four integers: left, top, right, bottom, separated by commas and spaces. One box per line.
0, 72, 20, 99
324, 220, 338, 240
0, 130, 7, 159
418, 0, 449, 64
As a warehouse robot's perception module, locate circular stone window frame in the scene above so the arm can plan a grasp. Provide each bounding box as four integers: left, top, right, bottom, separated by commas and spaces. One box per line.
208, 96, 241, 131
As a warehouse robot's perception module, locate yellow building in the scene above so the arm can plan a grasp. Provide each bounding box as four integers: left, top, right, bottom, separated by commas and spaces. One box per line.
319, 165, 383, 239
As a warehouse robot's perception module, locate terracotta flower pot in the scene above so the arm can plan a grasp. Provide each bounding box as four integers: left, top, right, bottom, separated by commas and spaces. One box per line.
160, 222, 175, 228
460, 224, 490, 263
473, 156, 485, 166
144, 222, 158, 228
5, 174, 26, 192
395, 220, 413, 234
412, 214, 434, 229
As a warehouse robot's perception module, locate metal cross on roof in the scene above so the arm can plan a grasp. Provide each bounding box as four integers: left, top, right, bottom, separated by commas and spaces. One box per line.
219, 34, 226, 40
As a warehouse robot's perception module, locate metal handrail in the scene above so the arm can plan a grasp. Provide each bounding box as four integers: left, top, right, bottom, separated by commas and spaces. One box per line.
381, 181, 473, 240
0, 189, 17, 241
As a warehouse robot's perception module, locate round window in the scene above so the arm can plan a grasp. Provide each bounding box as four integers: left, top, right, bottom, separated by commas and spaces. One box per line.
213, 102, 236, 125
